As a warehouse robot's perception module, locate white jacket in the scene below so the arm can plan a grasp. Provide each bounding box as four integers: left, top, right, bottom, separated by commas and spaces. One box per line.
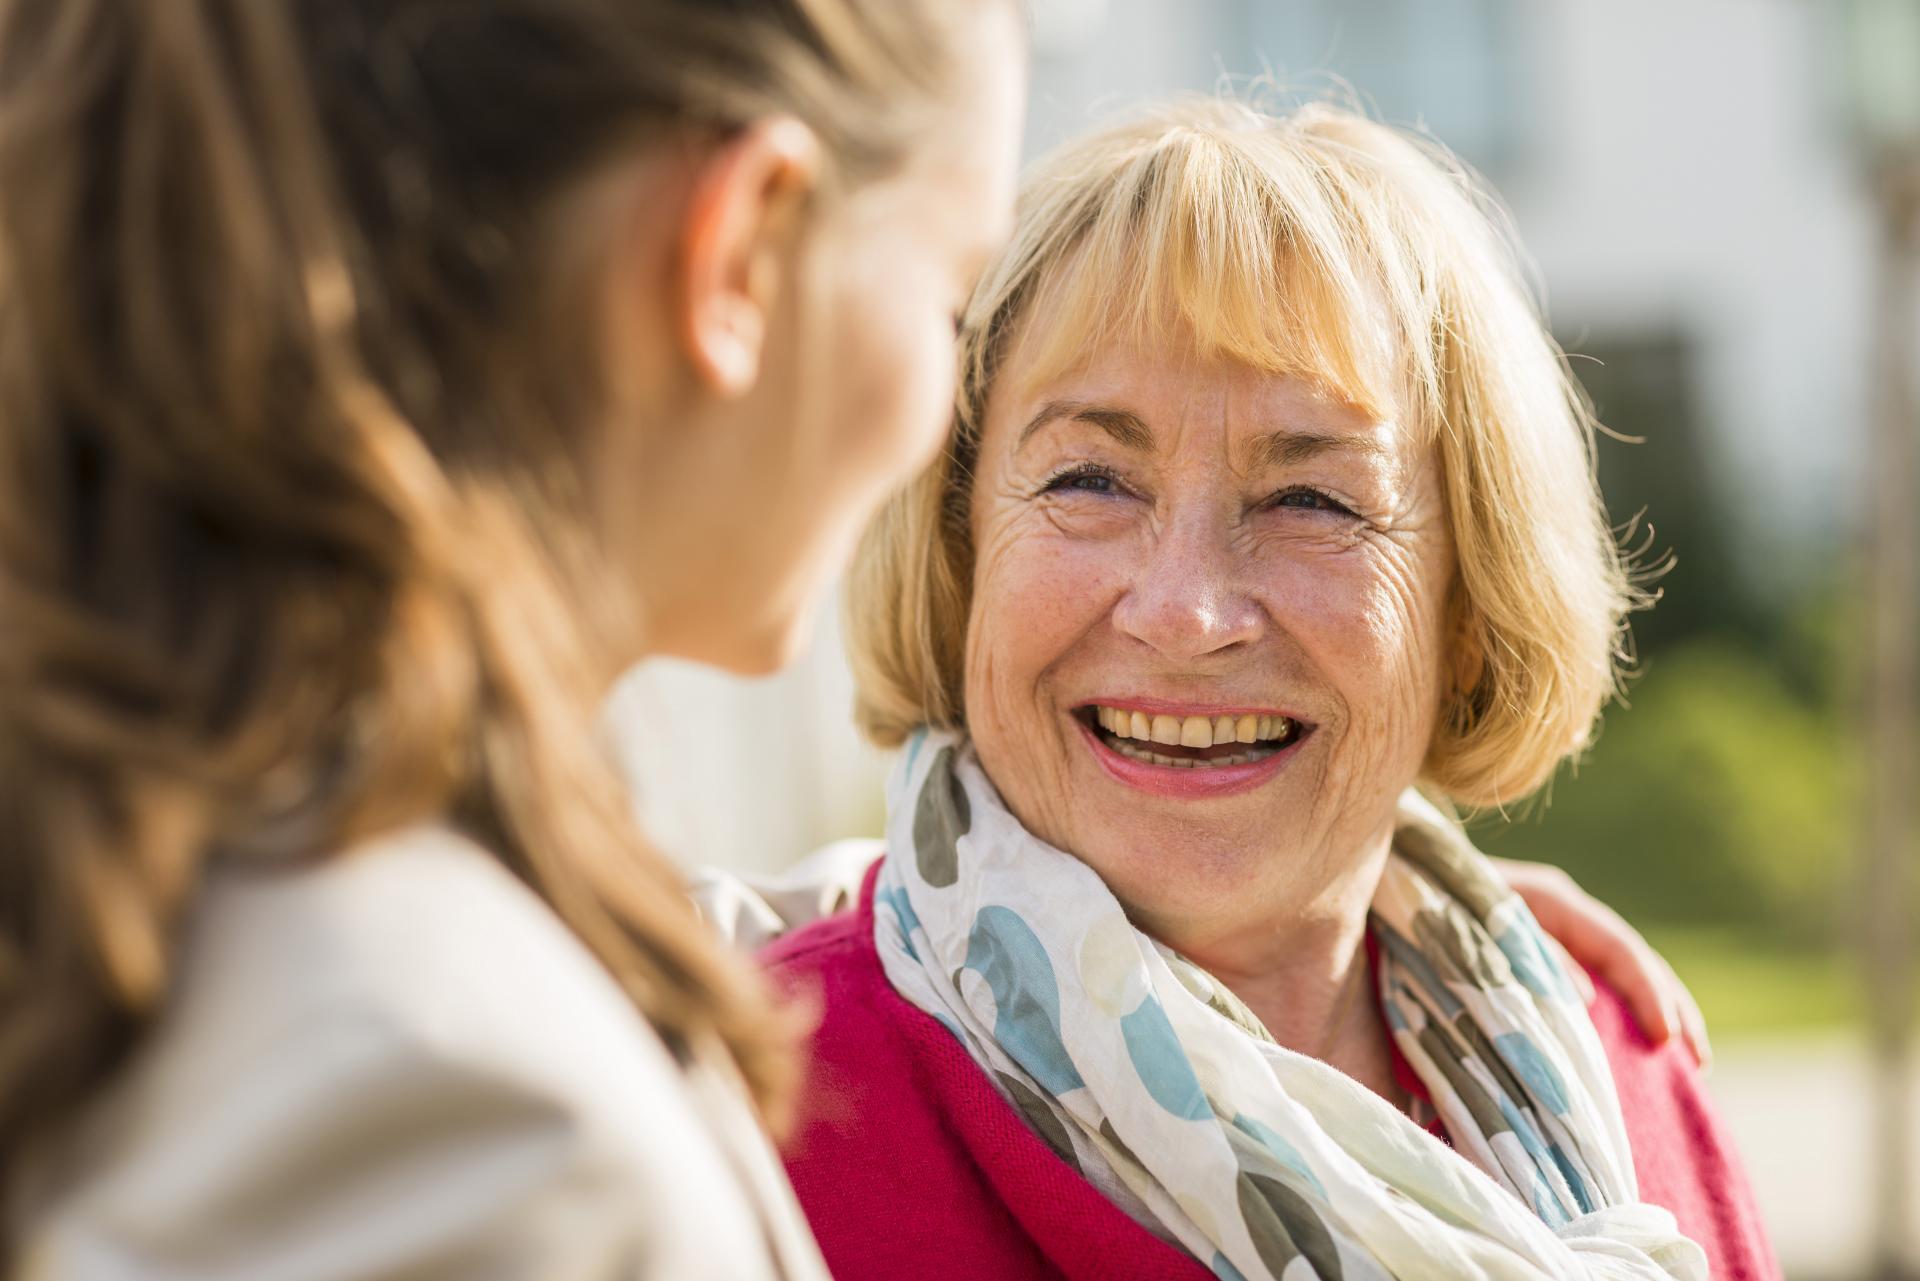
12, 826, 831, 1281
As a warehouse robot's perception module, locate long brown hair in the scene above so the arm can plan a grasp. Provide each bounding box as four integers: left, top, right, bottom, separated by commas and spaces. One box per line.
0, 0, 979, 1218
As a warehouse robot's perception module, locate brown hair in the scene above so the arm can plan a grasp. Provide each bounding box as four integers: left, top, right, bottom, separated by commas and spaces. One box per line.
848, 97, 1642, 807
0, 0, 982, 1216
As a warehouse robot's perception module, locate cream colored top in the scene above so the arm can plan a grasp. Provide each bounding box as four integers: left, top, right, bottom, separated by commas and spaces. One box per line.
13, 825, 831, 1281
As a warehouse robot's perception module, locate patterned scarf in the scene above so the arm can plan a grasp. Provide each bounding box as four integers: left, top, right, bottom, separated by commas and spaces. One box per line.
874, 731, 1707, 1281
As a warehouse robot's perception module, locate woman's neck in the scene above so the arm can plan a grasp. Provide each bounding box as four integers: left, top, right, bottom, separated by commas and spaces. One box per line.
1164, 830, 1408, 1110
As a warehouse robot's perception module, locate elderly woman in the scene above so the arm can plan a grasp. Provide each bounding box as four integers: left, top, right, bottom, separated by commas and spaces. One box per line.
763, 98, 1778, 1281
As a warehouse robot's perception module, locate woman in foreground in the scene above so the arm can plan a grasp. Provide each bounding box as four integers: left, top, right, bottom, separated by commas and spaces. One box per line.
0, 0, 1024, 1274
765, 98, 1778, 1280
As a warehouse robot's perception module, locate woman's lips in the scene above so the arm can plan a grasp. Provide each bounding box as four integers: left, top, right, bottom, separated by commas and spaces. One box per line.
1072, 708, 1312, 799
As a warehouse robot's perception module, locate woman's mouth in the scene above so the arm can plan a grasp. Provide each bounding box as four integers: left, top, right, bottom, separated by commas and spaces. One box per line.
1078, 704, 1301, 767
1071, 702, 1314, 798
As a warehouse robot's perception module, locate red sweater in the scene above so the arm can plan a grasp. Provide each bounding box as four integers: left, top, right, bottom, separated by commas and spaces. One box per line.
762, 863, 1780, 1281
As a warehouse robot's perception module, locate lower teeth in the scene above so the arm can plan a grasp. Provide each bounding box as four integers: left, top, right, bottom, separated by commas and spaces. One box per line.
1103, 734, 1280, 769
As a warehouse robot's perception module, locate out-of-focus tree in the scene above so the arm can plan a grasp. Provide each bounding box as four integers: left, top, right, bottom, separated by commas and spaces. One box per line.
1836, 4, 1919, 1275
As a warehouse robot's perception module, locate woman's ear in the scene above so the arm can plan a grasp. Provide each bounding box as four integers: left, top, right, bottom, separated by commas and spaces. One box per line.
673, 117, 822, 398
1445, 584, 1487, 721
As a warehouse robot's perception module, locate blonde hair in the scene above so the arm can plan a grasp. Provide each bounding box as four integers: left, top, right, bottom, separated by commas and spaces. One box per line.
848, 96, 1640, 808
0, 0, 989, 1218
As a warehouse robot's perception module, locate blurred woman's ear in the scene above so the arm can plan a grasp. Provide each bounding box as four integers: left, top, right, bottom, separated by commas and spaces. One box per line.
1443, 582, 1488, 725
672, 118, 822, 398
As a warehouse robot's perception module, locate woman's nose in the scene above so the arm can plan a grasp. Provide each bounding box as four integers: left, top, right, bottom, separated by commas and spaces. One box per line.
1109, 513, 1265, 662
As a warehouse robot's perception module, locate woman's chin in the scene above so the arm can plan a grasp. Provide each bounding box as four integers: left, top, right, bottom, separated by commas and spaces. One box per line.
1066, 824, 1292, 937
731, 610, 814, 677
657, 599, 814, 678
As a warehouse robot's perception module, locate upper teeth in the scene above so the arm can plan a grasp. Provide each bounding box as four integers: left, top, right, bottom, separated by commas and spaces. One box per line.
1092, 706, 1293, 748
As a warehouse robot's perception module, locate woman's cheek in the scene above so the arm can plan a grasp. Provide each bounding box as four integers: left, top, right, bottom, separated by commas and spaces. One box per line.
964, 537, 1110, 849
1046, 504, 1141, 543
966, 524, 1110, 735
978, 528, 1111, 650
1256, 555, 1380, 652
1275, 557, 1446, 774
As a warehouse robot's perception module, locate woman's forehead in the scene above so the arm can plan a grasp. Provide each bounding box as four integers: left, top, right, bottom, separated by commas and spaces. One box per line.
990, 314, 1414, 458
990, 255, 1413, 444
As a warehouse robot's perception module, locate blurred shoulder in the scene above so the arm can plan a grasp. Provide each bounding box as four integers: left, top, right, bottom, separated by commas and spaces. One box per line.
16, 824, 816, 1279
200, 823, 589, 982
179, 823, 667, 1084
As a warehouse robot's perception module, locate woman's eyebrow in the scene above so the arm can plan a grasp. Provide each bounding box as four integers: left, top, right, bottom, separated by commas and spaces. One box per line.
1014, 401, 1391, 470
1247, 429, 1393, 469
1016, 400, 1153, 452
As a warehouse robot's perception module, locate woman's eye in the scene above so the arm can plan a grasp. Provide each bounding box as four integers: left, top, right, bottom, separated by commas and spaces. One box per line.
1041, 465, 1124, 496
1269, 487, 1355, 515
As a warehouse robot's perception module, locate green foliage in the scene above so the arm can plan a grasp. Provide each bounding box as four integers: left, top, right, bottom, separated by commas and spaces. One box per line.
1473, 637, 1858, 948
1641, 927, 1867, 1038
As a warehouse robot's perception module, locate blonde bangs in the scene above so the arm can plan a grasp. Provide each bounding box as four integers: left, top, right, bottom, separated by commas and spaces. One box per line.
973, 97, 1484, 438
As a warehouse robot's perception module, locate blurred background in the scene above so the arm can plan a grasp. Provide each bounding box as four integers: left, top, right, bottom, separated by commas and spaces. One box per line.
610, 3, 1920, 1276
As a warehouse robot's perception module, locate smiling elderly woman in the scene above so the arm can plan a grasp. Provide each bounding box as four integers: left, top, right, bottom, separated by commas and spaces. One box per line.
762, 99, 1776, 1281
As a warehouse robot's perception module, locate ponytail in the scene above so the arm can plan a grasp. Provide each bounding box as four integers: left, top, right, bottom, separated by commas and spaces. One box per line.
0, 0, 476, 1194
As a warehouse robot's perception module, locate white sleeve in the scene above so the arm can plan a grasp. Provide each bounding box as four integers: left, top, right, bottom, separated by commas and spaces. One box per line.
688, 837, 884, 949
23, 1003, 680, 1281
19, 832, 829, 1281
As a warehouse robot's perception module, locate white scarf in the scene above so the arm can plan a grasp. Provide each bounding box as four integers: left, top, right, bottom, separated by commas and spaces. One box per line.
874, 731, 1707, 1281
